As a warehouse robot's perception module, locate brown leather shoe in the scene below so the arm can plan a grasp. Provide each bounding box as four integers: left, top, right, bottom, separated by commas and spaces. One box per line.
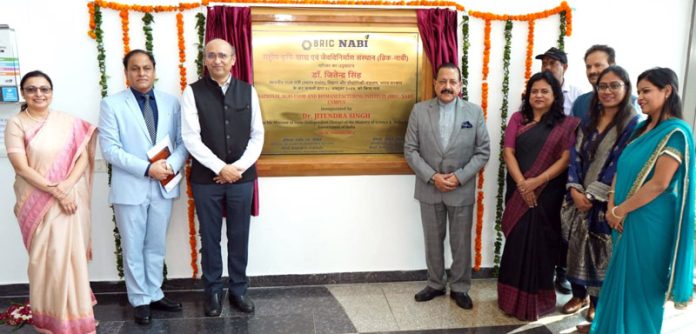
576, 323, 591, 333
586, 303, 595, 321
561, 296, 589, 314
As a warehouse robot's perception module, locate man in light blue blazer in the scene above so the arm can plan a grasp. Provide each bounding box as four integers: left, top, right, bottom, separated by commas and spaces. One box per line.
99, 50, 188, 325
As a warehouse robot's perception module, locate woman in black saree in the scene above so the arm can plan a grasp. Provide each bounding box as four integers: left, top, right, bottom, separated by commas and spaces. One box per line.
497, 71, 580, 321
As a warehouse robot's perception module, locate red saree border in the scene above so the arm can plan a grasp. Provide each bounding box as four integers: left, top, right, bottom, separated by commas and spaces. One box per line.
32, 311, 97, 334
498, 282, 555, 321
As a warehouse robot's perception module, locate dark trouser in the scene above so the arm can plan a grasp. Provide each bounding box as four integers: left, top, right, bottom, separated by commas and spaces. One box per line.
192, 181, 253, 297
572, 283, 588, 299
555, 239, 568, 280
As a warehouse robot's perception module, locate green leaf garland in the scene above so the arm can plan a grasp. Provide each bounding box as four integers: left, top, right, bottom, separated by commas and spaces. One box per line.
195, 12, 206, 78
460, 15, 469, 100
94, 4, 108, 98
93, 4, 125, 279
557, 10, 567, 51
142, 12, 154, 53
493, 20, 513, 276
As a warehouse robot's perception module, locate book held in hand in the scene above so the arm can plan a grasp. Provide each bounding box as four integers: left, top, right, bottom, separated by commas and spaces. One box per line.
147, 134, 182, 192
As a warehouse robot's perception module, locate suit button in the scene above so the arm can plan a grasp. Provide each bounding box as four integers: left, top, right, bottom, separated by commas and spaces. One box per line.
224, 105, 229, 110
226, 135, 230, 139
225, 120, 229, 125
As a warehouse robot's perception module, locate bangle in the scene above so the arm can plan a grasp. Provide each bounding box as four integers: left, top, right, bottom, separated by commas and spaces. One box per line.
608, 190, 615, 195
611, 206, 624, 219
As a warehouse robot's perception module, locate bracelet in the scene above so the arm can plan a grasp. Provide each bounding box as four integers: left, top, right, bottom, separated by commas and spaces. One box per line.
611, 206, 624, 219
608, 190, 615, 195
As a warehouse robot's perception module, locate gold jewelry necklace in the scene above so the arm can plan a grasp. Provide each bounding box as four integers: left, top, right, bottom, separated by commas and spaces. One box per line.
25, 108, 48, 122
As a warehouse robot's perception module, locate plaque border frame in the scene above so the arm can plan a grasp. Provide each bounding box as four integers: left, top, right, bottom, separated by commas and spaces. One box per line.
252, 7, 433, 176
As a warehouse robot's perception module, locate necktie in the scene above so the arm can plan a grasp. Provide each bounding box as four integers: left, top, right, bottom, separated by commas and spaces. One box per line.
143, 94, 156, 144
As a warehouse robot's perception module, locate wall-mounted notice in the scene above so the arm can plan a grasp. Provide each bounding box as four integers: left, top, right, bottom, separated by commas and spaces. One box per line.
0, 25, 20, 103
254, 28, 421, 155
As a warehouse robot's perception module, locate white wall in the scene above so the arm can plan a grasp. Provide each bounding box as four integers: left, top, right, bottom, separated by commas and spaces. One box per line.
0, 0, 693, 284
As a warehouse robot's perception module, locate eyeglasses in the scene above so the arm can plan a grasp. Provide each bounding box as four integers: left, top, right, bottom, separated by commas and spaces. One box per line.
206, 52, 232, 60
23, 86, 52, 95
596, 82, 624, 92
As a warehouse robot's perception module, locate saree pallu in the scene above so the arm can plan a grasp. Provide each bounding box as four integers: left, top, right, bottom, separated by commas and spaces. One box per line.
497, 116, 579, 321
591, 119, 695, 334
12, 111, 97, 334
563, 114, 639, 291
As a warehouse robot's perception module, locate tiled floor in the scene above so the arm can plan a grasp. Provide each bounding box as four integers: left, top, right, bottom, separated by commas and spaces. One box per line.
1, 279, 694, 333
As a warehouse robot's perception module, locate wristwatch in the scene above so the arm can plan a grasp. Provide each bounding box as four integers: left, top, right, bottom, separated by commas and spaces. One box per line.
585, 192, 595, 201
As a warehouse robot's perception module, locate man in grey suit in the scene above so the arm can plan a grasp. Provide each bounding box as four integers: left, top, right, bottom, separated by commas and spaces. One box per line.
404, 62, 490, 309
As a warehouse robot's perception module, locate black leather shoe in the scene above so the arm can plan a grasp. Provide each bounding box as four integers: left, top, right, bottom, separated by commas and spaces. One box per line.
229, 293, 255, 313
555, 277, 572, 294
150, 296, 182, 312
414, 286, 446, 302
204, 292, 222, 317
134, 305, 151, 325
450, 291, 473, 309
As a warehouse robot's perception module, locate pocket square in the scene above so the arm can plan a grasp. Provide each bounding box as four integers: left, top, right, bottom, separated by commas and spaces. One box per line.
461, 121, 473, 129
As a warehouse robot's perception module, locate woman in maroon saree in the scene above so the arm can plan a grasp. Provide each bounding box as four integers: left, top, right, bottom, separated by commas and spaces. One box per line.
497, 72, 580, 321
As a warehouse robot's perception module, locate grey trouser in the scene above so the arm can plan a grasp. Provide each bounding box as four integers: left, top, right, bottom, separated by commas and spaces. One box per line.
420, 202, 474, 293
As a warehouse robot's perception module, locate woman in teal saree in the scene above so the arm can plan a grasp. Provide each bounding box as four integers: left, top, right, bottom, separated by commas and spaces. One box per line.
591, 67, 694, 334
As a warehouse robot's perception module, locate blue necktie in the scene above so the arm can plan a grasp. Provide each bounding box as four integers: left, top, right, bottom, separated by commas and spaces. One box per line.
143, 94, 156, 144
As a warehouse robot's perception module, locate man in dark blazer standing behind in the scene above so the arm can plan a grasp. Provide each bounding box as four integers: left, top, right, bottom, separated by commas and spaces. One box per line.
404, 62, 490, 309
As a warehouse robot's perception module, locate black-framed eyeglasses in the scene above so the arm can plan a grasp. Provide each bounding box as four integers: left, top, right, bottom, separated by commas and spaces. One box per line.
596, 82, 624, 92
23, 86, 52, 95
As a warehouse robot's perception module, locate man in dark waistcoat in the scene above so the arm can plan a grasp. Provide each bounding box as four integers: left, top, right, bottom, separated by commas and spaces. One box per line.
181, 39, 265, 317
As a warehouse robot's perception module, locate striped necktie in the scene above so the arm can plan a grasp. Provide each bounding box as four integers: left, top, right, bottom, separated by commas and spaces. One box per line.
143, 94, 156, 144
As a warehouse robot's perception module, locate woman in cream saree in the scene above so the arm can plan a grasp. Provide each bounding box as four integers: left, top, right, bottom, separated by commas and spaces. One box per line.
5, 71, 97, 334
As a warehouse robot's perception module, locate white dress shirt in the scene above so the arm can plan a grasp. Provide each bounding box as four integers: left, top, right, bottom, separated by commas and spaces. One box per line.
562, 80, 584, 116
181, 74, 265, 175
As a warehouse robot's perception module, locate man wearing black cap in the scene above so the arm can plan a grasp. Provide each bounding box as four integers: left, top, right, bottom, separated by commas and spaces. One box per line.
536, 47, 583, 116
535, 47, 581, 295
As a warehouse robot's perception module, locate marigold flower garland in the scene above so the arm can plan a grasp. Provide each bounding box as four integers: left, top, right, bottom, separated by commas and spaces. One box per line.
85, 0, 575, 276
493, 20, 513, 275
88, 2, 97, 39
89, 0, 463, 13
120, 9, 130, 55
467, 1, 573, 271
524, 20, 535, 81
186, 11, 208, 279
473, 18, 492, 271
177, 12, 187, 92
468, 1, 572, 81
92, 0, 202, 13
87, 2, 125, 279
